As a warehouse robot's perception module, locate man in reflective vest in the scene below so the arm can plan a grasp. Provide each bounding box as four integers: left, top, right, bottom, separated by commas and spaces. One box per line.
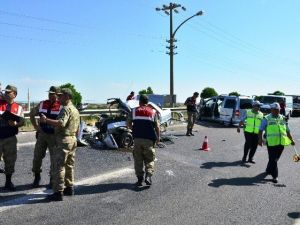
237, 100, 263, 164
30, 86, 62, 188
258, 102, 295, 183
0, 85, 25, 191
127, 94, 160, 187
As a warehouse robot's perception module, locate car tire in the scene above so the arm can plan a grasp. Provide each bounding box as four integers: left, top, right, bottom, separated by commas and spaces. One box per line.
117, 132, 133, 148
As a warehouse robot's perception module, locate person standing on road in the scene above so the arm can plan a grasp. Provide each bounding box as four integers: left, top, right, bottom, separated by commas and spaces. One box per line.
237, 100, 263, 164
127, 94, 160, 187
30, 86, 62, 188
40, 88, 80, 201
0, 85, 25, 191
126, 91, 135, 101
184, 92, 199, 136
258, 102, 295, 183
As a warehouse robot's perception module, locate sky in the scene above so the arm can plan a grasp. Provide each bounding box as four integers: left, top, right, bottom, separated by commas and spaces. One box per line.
0, 0, 299, 103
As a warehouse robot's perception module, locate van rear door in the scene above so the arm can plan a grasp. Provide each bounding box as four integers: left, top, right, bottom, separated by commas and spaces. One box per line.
220, 98, 236, 123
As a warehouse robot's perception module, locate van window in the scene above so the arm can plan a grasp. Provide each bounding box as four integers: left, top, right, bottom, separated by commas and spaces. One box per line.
261, 96, 284, 104
224, 99, 236, 109
240, 99, 253, 109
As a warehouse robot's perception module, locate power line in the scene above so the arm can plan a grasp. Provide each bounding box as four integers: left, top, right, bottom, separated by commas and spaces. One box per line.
0, 21, 79, 35
0, 33, 85, 46
0, 10, 91, 29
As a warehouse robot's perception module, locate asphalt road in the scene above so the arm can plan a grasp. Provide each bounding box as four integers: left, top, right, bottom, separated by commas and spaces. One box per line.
0, 118, 300, 225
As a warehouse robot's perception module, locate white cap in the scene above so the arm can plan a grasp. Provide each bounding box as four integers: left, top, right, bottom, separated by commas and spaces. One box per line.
252, 100, 262, 106
270, 102, 280, 110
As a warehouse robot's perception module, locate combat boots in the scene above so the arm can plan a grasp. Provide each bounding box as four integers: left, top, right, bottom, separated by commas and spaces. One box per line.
32, 173, 41, 188
135, 176, 143, 187
4, 174, 16, 191
186, 129, 191, 136
190, 129, 195, 136
46, 192, 63, 201
145, 174, 152, 186
63, 186, 74, 196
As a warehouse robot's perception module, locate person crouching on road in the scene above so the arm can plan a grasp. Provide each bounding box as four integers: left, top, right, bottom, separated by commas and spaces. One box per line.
258, 102, 295, 183
184, 92, 199, 136
0, 85, 25, 191
30, 86, 62, 188
127, 94, 160, 187
237, 100, 263, 164
40, 88, 80, 201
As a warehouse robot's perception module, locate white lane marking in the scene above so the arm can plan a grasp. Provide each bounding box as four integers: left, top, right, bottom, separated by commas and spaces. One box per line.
0, 167, 134, 213
293, 218, 300, 225
165, 170, 175, 176
17, 142, 35, 147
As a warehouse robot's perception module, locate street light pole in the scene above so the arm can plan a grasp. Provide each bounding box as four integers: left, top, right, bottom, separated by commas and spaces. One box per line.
156, 3, 203, 107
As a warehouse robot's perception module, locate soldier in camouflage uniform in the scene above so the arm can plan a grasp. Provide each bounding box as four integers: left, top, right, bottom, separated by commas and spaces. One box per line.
0, 85, 25, 191
30, 86, 62, 188
40, 88, 80, 201
127, 94, 160, 187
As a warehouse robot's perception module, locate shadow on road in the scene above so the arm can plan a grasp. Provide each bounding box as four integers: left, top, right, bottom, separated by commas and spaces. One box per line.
208, 172, 268, 187
196, 121, 236, 129
200, 160, 247, 169
288, 212, 300, 219
75, 182, 150, 195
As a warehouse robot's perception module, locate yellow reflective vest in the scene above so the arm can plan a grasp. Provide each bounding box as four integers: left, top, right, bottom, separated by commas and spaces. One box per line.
265, 114, 291, 146
244, 110, 263, 134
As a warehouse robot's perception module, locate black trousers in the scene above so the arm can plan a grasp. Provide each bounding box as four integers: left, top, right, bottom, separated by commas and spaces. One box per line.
266, 145, 284, 179
243, 132, 259, 160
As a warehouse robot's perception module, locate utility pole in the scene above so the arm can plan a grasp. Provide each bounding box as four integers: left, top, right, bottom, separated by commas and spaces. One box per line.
27, 88, 30, 111
156, 3, 203, 107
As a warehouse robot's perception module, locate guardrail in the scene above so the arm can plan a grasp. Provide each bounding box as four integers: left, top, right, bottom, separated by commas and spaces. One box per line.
23, 107, 187, 119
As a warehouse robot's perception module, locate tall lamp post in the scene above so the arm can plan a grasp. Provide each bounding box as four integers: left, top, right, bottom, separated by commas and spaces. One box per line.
156, 3, 203, 107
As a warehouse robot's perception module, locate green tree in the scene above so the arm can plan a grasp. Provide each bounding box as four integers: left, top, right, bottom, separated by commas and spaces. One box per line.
139, 86, 154, 95
60, 83, 82, 106
271, 90, 285, 96
228, 91, 240, 96
200, 87, 218, 99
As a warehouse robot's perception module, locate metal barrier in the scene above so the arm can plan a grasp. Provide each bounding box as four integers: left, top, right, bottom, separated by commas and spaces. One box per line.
23, 107, 187, 119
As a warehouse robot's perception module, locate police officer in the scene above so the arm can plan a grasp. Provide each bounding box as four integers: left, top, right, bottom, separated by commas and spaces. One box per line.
40, 88, 80, 201
258, 102, 295, 183
30, 86, 62, 187
127, 94, 160, 187
184, 92, 199, 136
237, 100, 263, 164
0, 85, 25, 191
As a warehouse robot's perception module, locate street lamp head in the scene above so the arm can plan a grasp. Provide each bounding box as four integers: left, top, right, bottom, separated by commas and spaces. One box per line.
196, 11, 203, 16
181, 6, 186, 11
155, 7, 161, 11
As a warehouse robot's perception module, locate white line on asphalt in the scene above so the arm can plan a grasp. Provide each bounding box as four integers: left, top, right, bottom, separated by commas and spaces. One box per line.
0, 167, 134, 213
293, 218, 300, 225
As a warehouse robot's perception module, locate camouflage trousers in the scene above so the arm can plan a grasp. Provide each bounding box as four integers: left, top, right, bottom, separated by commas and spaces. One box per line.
52, 135, 77, 192
133, 138, 156, 177
32, 131, 56, 174
187, 111, 197, 130
0, 136, 17, 174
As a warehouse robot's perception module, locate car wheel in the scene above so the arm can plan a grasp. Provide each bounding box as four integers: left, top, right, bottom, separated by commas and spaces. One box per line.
117, 132, 133, 148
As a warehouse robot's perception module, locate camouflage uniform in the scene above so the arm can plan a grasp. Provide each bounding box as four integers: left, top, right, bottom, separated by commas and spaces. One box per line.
0, 85, 25, 190
30, 99, 61, 175
127, 105, 160, 180
52, 101, 80, 193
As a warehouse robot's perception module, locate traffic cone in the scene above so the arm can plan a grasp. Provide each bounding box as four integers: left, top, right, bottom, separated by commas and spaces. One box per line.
200, 136, 210, 151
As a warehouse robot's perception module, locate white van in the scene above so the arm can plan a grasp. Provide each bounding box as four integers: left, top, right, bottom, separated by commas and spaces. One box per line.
198, 95, 253, 125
